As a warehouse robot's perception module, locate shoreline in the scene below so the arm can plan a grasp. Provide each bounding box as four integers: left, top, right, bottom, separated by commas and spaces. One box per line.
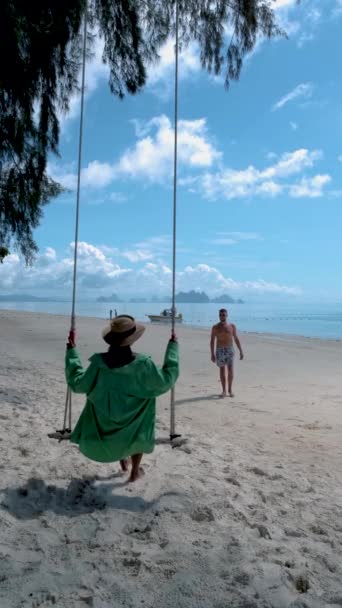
0, 307, 341, 344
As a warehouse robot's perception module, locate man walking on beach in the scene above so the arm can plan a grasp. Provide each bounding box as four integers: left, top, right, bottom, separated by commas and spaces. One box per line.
210, 308, 244, 398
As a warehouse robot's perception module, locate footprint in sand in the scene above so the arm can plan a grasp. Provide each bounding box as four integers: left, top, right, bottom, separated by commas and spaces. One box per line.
29, 592, 58, 607
247, 466, 267, 477
124, 522, 153, 541
310, 524, 328, 536
122, 556, 142, 576
299, 422, 333, 431
225, 476, 241, 488
190, 505, 215, 522
285, 528, 305, 538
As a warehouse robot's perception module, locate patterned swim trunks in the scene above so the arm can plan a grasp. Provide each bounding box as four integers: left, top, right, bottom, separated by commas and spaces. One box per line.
216, 346, 235, 368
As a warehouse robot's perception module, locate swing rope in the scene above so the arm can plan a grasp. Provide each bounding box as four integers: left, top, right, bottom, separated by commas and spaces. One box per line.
50, 0, 181, 442
58, 6, 88, 436
170, 0, 180, 441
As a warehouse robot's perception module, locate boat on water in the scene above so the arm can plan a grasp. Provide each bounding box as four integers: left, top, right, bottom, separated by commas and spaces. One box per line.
146, 308, 183, 324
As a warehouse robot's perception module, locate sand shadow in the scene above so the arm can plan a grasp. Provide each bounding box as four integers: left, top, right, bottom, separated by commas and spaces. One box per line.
0, 477, 152, 519
175, 394, 220, 406
0, 478, 188, 520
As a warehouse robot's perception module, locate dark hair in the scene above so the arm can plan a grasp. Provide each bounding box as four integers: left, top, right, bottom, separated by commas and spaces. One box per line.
219, 308, 227, 314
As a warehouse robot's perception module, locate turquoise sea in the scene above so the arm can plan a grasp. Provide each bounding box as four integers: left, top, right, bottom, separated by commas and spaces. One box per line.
1, 300, 342, 340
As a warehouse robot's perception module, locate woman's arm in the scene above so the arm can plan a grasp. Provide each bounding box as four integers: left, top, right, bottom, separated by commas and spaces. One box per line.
65, 348, 98, 394
141, 340, 179, 397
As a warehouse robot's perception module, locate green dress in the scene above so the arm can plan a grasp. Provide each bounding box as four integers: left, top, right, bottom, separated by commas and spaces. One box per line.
65, 341, 179, 463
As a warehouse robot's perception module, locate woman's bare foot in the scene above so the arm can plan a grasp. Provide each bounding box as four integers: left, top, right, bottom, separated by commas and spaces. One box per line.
229, 392, 234, 398
220, 391, 227, 398
129, 467, 145, 483
120, 459, 129, 472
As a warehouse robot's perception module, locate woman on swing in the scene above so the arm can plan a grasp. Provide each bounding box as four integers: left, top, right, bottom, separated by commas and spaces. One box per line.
65, 315, 179, 482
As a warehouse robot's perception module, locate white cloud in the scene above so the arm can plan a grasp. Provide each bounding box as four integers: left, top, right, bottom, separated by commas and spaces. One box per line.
50, 118, 331, 203
147, 39, 201, 98
296, 7, 322, 47
242, 279, 300, 295
122, 250, 154, 263
209, 231, 262, 245
332, 1, 342, 17
289, 174, 331, 198
195, 148, 327, 200
261, 148, 321, 178
272, 83, 314, 111
0, 244, 301, 298
178, 264, 300, 295
226, 232, 262, 241
273, 0, 297, 8
209, 238, 236, 246
49, 160, 116, 190
108, 192, 127, 204
50, 115, 221, 188
115, 115, 221, 182
290, 121, 298, 130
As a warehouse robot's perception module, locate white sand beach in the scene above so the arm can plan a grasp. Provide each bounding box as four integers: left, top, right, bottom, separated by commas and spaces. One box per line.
1, 309, 342, 608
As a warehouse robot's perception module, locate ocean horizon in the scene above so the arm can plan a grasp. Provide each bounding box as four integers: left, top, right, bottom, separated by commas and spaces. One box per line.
1, 300, 342, 341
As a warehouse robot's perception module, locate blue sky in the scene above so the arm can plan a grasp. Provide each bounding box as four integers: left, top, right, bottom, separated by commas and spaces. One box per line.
2, 0, 342, 300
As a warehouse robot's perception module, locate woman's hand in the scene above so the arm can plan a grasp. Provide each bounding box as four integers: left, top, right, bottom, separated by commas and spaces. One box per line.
67, 329, 76, 349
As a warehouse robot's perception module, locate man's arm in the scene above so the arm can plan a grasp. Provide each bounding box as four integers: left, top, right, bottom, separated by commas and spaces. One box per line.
210, 326, 216, 362
232, 325, 244, 360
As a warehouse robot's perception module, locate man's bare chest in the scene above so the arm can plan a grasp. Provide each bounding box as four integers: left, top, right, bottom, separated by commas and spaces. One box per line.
216, 324, 233, 338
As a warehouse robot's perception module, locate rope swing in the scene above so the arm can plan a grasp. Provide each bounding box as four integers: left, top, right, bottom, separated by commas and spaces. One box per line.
49, 0, 181, 443
48, 6, 88, 441
170, 0, 181, 442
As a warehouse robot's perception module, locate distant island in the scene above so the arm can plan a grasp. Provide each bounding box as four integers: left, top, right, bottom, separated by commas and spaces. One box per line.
0, 293, 67, 302
96, 291, 244, 304
175, 290, 244, 304
0, 291, 244, 304
211, 294, 244, 304
96, 293, 122, 303
175, 290, 210, 303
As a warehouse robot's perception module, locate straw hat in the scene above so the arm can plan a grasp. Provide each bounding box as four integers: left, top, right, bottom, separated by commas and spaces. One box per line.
102, 315, 145, 347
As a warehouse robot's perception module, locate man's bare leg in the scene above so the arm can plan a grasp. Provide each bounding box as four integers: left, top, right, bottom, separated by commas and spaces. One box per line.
228, 365, 234, 397
219, 366, 226, 397
129, 454, 144, 482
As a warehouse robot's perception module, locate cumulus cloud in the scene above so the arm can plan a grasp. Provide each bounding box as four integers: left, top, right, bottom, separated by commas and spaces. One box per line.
272, 83, 314, 111
116, 115, 221, 182
51, 115, 221, 188
50, 118, 331, 203
273, 0, 297, 7
147, 39, 201, 98
48, 160, 115, 190
178, 264, 300, 295
121, 250, 155, 263
289, 174, 331, 198
195, 148, 329, 200
0, 243, 300, 298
